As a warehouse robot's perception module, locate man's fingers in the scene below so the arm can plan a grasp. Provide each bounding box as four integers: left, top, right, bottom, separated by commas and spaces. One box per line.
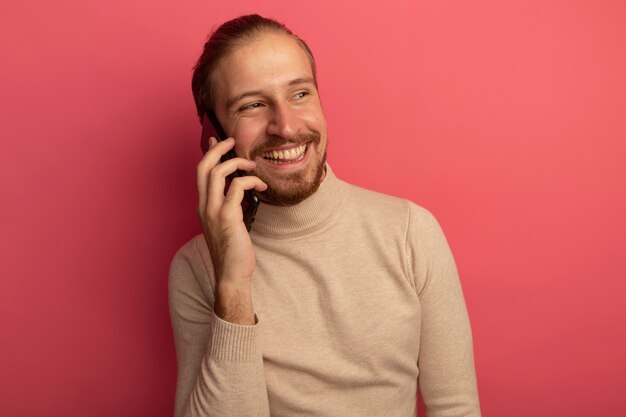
197, 137, 232, 213
197, 138, 255, 217
196, 137, 235, 199
206, 157, 257, 212
222, 176, 268, 214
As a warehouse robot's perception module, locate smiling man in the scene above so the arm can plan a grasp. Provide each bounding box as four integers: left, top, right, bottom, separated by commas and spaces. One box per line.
169, 14, 481, 417
209, 29, 327, 206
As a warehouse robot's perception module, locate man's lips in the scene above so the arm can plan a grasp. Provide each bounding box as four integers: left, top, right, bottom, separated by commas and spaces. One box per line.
261, 141, 308, 153
250, 131, 321, 159
258, 142, 309, 163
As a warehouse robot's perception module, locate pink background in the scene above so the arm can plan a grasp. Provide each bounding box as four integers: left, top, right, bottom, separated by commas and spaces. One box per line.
2, 1, 625, 416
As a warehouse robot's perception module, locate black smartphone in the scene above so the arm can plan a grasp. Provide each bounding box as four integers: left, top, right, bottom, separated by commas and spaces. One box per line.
200, 111, 260, 232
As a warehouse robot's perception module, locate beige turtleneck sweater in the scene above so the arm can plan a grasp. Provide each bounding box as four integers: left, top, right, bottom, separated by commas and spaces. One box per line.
169, 166, 481, 417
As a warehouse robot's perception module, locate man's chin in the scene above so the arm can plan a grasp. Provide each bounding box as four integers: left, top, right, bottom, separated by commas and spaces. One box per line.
256, 158, 326, 206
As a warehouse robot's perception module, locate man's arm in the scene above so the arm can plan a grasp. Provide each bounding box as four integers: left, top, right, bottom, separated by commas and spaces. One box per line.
168, 136, 270, 417
196, 136, 266, 326
407, 204, 481, 417
169, 242, 270, 417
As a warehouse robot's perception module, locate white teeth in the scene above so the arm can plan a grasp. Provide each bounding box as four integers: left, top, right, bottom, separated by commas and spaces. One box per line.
262, 143, 308, 163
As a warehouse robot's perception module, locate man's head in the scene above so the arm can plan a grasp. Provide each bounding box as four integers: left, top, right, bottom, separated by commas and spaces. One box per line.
192, 14, 327, 206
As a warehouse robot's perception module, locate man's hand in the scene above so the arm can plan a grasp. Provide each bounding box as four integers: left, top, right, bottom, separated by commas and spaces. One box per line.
196, 137, 267, 325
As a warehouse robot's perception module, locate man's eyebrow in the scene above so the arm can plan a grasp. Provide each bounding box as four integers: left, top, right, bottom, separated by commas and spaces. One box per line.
288, 77, 315, 86
226, 77, 316, 110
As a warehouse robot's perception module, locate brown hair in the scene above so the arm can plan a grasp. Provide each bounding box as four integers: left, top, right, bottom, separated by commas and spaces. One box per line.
191, 14, 317, 121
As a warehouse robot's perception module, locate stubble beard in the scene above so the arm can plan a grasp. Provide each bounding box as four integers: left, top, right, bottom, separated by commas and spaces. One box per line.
250, 132, 327, 206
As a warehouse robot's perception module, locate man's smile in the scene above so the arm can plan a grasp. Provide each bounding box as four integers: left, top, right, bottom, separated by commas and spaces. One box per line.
260, 142, 308, 164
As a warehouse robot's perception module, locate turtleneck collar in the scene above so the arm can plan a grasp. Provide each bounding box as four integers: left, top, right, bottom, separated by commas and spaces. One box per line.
251, 164, 347, 240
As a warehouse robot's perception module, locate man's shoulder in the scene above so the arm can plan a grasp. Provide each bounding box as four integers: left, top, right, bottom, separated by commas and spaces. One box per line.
169, 234, 212, 280
341, 179, 433, 221
171, 234, 207, 262
168, 234, 216, 302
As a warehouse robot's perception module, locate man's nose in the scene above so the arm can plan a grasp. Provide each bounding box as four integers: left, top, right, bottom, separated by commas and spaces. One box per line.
266, 103, 299, 139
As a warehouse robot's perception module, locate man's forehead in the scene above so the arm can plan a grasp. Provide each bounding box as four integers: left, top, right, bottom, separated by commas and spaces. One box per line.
212, 32, 314, 95
232, 31, 306, 62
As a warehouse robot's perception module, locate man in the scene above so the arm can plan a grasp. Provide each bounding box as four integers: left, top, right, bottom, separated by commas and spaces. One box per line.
169, 14, 481, 417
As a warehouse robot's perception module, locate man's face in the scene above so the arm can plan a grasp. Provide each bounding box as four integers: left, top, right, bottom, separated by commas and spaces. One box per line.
211, 31, 327, 205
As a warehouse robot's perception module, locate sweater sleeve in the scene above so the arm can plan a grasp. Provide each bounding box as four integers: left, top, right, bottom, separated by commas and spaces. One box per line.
406, 204, 481, 417
168, 239, 270, 417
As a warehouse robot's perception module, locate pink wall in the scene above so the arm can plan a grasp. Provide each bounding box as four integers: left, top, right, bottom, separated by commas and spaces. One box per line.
2, 1, 625, 415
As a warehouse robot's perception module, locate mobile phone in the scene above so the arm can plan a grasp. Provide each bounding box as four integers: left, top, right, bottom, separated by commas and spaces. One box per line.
201, 111, 260, 232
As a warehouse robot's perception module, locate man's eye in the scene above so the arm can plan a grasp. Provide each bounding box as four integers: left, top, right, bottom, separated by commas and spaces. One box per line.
293, 91, 309, 100
240, 102, 262, 111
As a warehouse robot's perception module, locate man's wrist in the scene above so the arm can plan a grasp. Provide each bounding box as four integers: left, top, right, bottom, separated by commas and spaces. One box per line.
214, 283, 255, 325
